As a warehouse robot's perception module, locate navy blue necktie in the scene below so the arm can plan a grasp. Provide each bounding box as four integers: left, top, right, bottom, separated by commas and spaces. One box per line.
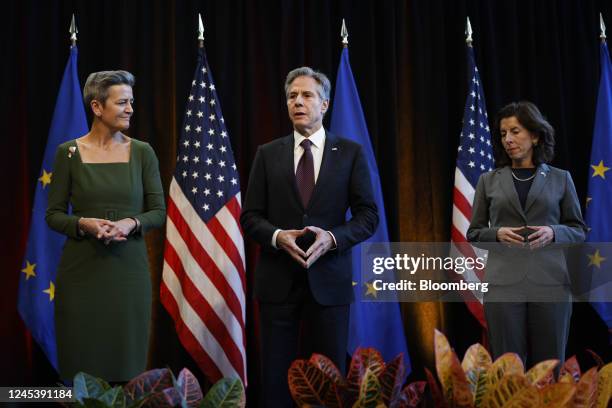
296, 139, 314, 207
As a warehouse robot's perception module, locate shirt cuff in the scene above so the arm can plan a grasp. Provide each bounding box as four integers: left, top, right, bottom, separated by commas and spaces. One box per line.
272, 229, 281, 249
327, 231, 337, 250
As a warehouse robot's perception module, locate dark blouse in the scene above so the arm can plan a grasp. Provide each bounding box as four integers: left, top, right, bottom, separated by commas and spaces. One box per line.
511, 167, 536, 210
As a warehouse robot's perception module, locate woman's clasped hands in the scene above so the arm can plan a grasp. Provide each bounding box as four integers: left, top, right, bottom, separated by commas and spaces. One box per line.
496, 225, 554, 249
78, 217, 137, 245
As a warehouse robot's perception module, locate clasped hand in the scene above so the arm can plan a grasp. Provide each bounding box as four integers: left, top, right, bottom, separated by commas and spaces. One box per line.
496, 225, 554, 249
276, 226, 334, 268
79, 217, 137, 245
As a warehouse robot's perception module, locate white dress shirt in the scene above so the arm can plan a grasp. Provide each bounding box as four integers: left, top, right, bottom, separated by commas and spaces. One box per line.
293, 126, 325, 182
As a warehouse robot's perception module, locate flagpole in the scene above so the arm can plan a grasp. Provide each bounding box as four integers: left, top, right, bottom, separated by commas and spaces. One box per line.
160, 11, 247, 383
18, 13, 89, 371
450, 15, 492, 330
586, 12, 612, 336
332, 17, 411, 374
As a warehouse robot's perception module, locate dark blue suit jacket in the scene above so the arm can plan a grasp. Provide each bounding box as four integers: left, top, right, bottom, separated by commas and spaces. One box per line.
241, 131, 378, 305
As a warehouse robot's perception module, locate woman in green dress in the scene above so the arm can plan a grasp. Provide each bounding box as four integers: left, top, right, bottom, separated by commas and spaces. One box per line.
46, 70, 165, 381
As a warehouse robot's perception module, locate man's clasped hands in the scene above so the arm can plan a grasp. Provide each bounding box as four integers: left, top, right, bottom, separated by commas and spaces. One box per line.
276, 226, 335, 268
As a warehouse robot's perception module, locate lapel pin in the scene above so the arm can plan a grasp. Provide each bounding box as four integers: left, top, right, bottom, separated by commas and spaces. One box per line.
332, 147, 338, 151
540, 171, 546, 177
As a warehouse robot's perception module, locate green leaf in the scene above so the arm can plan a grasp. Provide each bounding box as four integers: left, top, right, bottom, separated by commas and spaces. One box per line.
346, 348, 385, 404
353, 367, 381, 408
74, 372, 108, 403
124, 368, 174, 404
175, 368, 203, 407
98, 387, 127, 408
465, 368, 488, 408
200, 378, 245, 408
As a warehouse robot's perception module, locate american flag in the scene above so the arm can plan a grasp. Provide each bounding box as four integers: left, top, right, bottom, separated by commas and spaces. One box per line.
161, 47, 246, 383
450, 44, 494, 327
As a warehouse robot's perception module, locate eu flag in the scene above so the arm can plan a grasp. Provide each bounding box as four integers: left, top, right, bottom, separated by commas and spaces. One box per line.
330, 47, 411, 373
17, 46, 88, 370
585, 40, 612, 331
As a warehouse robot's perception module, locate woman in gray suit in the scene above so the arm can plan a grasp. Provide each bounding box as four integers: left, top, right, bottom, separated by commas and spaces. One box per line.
467, 101, 586, 368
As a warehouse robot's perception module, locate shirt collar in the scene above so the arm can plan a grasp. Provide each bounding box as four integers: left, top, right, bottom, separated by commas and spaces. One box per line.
294, 126, 325, 150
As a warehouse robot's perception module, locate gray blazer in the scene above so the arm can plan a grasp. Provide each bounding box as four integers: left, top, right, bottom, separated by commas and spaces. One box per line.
467, 164, 586, 285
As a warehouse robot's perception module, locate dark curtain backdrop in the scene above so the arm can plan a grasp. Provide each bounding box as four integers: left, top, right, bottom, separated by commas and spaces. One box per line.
2, 0, 611, 402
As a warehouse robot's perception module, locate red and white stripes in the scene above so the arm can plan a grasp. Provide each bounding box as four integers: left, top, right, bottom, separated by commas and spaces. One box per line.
161, 178, 247, 383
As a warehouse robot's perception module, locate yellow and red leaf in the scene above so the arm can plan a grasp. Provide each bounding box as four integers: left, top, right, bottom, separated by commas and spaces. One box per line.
434, 329, 474, 407
560, 356, 581, 384
378, 354, 405, 406
526, 359, 558, 388
572, 366, 599, 408
481, 374, 533, 408
462, 343, 492, 407
539, 383, 576, 407
288, 359, 338, 407
596, 362, 612, 408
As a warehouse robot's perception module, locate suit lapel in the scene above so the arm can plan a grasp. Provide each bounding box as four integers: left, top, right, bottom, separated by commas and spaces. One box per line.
524, 163, 550, 213
280, 134, 304, 210
307, 131, 337, 210
499, 166, 526, 221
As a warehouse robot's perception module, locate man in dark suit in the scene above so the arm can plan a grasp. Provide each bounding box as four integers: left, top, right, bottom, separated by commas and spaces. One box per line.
241, 66, 378, 407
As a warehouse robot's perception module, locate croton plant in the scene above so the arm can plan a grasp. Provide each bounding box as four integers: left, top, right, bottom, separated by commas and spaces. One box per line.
288, 329, 612, 407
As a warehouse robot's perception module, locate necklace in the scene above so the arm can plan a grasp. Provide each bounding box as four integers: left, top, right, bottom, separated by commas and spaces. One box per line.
511, 170, 536, 181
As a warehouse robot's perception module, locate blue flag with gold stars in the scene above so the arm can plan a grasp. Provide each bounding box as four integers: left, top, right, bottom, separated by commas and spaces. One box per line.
330, 47, 411, 374
17, 46, 88, 370
585, 40, 612, 330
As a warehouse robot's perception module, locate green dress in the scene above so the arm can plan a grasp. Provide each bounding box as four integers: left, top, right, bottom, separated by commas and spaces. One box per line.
46, 138, 166, 381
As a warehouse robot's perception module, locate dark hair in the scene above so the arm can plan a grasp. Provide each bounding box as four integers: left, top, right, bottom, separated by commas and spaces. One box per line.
83, 70, 135, 109
492, 101, 555, 167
